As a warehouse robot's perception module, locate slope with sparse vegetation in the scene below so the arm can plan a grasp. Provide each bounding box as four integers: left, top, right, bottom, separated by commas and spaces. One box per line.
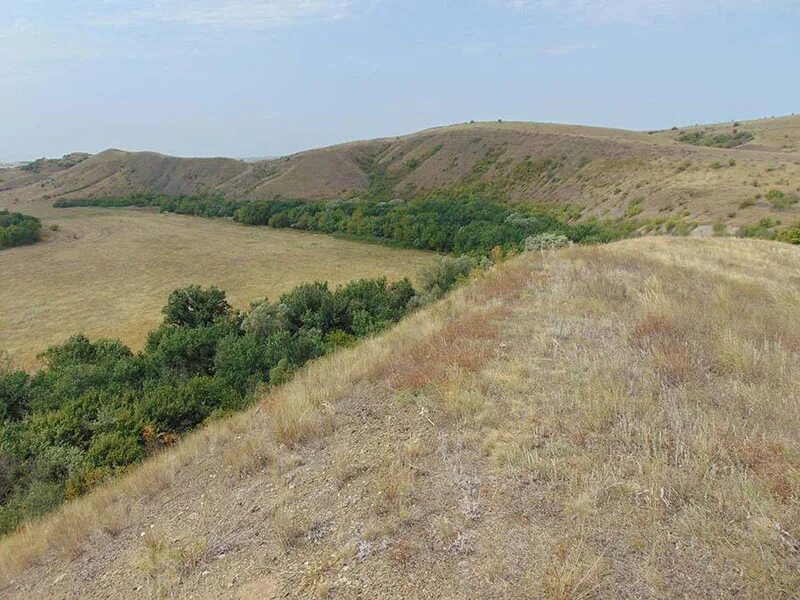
4, 116, 800, 231
1, 236, 797, 599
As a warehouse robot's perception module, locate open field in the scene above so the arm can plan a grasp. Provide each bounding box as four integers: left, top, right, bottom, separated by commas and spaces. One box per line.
3, 236, 798, 598
0, 206, 434, 368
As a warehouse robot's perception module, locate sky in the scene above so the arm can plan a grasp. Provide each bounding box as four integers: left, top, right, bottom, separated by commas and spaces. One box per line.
1, 0, 798, 161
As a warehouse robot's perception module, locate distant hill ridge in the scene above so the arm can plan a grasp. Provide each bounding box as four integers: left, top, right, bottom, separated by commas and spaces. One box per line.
2, 115, 799, 225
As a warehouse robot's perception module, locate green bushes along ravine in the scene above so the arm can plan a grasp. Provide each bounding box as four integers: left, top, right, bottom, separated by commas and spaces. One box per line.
0, 257, 486, 535
56, 192, 800, 247
0, 211, 41, 250
677, 129, 754, 148
54, 193, 622, 255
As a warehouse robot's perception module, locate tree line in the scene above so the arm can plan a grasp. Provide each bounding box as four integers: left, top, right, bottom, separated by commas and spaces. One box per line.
54, 193, 623, 255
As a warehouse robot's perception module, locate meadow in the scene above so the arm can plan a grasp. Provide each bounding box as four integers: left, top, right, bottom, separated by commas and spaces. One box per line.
0, 206, 434, 369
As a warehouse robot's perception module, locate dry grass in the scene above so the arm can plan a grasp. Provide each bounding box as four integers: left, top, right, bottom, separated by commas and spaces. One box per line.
475, 237, 800, 597
270, 501, 307, 550
540, 541, 608, 600
2, 236, 799, 598
374, 453, 416, 516
0, 204, 434, 368
135, 529, 209, 598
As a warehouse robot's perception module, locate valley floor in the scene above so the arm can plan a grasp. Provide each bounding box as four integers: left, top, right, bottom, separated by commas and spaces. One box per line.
0, 206, 432, 368
1, 237, 798, 598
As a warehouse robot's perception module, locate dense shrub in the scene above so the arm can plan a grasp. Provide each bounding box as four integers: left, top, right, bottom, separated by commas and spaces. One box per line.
233, 194, 618, 254
162, 285, 231, 328
0, 210, 41, 250
416, 255, 484, 303
524, 232, 571, 251
0, 277, 420, 534
776, 224, 800, 245
56, 194, 622, 256
677, 130, 754, 148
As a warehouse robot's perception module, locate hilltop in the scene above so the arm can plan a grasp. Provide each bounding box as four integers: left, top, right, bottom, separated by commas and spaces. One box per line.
2, 237, 798, 598
2, 116, 800, 227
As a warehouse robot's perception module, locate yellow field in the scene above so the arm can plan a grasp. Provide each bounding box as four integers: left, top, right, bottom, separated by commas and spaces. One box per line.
0, 207, 434, 368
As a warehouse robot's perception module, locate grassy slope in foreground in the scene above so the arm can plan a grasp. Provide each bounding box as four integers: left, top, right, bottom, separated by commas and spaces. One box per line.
2, 237, 799, 598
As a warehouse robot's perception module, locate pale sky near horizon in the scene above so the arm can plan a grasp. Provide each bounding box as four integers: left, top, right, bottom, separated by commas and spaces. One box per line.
1, 1, 798, 161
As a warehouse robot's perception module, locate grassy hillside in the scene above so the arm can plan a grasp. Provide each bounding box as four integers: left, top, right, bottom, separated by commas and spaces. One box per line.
0, 206, 433, 369
2, 116, 800, 228
2, 237, 797, 598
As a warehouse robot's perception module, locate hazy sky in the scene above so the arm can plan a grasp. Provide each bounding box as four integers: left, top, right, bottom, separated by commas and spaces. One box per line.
1, 1, 798, 161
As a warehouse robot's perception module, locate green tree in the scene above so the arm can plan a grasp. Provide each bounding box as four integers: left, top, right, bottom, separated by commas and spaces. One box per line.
163, 285, 231, 328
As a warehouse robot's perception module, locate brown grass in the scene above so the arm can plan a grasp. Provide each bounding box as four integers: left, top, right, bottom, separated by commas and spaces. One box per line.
385, 311, 500, 391
2, 236, 799, 598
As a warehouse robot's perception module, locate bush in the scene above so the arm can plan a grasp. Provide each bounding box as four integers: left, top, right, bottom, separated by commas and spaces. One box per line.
766, 190, 797, 209
86, 432, 143, 468
279, 282, 336, 333
776, 224, 800, 245
416, 255, 479, 303
739, 218, 778, 240
213, 334, 269, 392
241, 300, 289, 339
0, 210, 42, 250
162, 285, 231, 328
0, 371, 30, 421
139, 377, 241, 434
268, 358, 293, 386
144, 321, 234, 377
678, 130, 754, 148
739, 198, 756, 209
333, 277, 415, 336
524, 232, 571, 252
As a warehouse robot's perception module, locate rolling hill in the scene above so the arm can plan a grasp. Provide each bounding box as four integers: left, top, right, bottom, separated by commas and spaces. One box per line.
1, 237, 798, 598
2, 116, 800, 227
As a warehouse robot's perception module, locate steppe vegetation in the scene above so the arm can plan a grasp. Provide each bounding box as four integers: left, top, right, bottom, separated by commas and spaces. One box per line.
19, 153, 89, 174
3, 116, 799, 230
1, 115, 799, 598
1, 237, 797, 599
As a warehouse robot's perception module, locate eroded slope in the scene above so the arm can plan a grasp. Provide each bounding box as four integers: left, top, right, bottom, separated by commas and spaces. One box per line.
3, 117, 800, 227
